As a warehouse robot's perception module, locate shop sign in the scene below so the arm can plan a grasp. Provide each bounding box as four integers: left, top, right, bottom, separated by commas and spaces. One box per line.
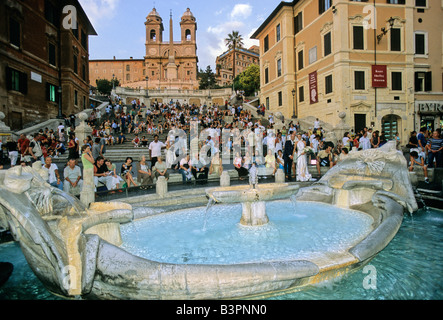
416, 101, 443, 114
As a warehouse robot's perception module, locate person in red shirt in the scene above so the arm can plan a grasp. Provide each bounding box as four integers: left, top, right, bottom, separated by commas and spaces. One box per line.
17, 134, 30, 164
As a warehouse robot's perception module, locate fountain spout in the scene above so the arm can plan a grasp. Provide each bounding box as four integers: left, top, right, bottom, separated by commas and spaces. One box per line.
206, 183, 300, 227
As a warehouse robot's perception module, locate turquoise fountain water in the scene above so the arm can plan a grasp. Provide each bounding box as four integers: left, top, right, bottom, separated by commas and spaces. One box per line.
119, 200, 374, 265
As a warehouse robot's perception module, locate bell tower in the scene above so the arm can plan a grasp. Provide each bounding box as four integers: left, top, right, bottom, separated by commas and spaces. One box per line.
145, 8, 163, 46
180, 8, 197, 44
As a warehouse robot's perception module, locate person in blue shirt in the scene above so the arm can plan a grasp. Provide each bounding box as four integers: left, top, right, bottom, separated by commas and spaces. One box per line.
426, 130, 443, 168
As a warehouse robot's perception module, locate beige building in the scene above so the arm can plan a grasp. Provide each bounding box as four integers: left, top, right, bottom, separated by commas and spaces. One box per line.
89, 8, 199, 91
215, 46, 260, 87
251, 0, 443, 144
413, 0, 443, 132
89, 57, 146, 88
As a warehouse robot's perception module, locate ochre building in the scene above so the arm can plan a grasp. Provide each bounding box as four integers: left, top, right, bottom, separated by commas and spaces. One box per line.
215, 46, 260, 87
251, 0, 443, 144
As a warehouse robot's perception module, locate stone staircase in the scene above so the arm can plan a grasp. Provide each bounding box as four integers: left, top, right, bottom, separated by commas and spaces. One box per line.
52, 131, 170, 164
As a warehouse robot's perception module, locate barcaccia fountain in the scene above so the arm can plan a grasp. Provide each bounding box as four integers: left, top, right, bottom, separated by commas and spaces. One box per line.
0, 141, 417, 299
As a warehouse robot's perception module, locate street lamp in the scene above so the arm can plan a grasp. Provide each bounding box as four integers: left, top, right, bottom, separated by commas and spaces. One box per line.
112, 74, 115, 90
377, 17, 395, 44
291, 88, 296, 119
145, 76, 149, 98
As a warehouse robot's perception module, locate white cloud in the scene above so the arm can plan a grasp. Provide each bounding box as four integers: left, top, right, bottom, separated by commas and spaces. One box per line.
79, 0, 120, 29
230, 4, 252, 20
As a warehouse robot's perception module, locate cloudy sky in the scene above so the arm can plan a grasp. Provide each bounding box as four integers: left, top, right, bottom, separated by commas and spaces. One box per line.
79, 0, 282, 70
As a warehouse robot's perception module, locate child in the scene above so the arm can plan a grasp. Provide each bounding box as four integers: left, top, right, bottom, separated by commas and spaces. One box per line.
132, 134, 140, 148
409, 151, 430, 183
249, 161, 258, 189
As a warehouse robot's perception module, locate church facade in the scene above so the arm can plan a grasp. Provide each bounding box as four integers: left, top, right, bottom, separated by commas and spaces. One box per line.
89, 8, 199, 91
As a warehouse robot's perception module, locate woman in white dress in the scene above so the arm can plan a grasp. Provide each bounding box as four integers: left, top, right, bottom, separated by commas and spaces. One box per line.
165, 135, 177, 169
295, 133, 312, 182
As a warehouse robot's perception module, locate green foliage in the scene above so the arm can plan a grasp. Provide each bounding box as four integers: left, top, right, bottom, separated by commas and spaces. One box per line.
198, 65, 217, 90
235, 64, 260, 96
96, 78, 119, 95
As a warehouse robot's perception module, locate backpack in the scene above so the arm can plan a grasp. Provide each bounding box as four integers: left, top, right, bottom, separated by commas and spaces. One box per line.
31, 140, 42, 157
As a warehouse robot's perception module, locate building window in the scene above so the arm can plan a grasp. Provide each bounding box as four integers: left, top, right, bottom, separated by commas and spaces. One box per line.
353, 26, 364, 50
82, 64, 86, 81
325, 74, 333, 94
415, 32, 427, 55
294, 12, 303, 34
73, 55, 78, 74
126, 65, 130, 72
48, 42, 56, 66
72, 28, 79, 39
387, 0, 405, 4
324, 32, 331, 56
391, 72, 402, 91
126, 74, 130, 81
276, 24, 281, 42
264, 35, 269, 52
6, 67, 27, 94
278, 91, 283, 106
46, 83, 58, 102
150, 30, 157, 41
44, 0, 59, 27
81, 29, 88, 50
74, 90, 78, 106
185, 29, 192, 41
390, 28, 401, 51
299, 86, 304, 102
354, 71, 365, 90
277, 59, 282, 77
415, 71, 432, 92
415, 0, 426, 7
9, 18, 21, 48
319, 0, 332, 15
298, 50, 304, 70
265, 67, 269, 84
266, 97, 270, 109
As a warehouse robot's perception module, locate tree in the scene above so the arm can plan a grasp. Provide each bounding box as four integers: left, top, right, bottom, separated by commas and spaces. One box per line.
237, 64, 260, 96
198, 65, 217, 90
225, 31, 244, 83
96, 79, 119, 95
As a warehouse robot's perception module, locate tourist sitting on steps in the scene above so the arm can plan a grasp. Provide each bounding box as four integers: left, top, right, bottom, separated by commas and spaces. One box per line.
93, 156, 114, 191
121, 157, 137, 188
153, 156, 169, 181
63, 158, 83, 195
42, 157, 63, 190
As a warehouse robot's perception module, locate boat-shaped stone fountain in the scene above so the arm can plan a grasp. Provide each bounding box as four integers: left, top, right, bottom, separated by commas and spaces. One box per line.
0, 142, 417, 299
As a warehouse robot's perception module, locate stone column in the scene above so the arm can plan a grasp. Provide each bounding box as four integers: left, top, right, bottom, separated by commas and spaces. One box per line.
0, 112, 12, 144
275, 169, 285, 184
80, 167, 95, 207
156, 176, 168, 197
220, 171, 230, 187
75, 112, 92, 150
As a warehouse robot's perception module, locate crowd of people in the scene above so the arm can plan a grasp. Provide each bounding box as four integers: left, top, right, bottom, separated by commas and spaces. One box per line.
1, 95, 441, 194
406, 127, 443, 183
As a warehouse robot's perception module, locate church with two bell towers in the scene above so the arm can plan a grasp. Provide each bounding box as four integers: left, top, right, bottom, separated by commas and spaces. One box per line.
144, 7, 199, 90
89, 8, 199, 91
